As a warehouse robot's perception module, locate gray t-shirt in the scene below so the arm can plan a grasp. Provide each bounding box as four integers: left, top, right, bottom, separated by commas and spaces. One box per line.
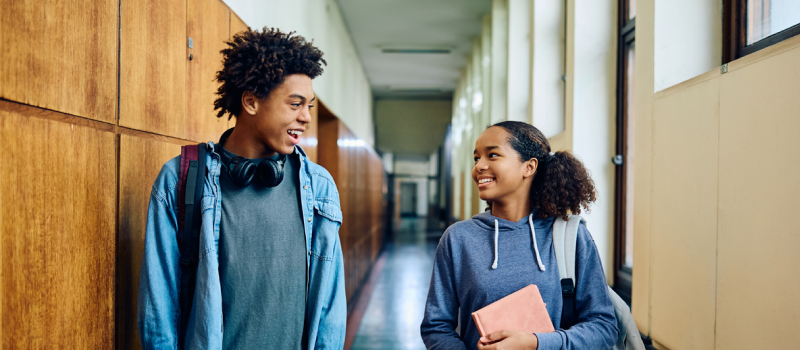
218, 147, 307, 350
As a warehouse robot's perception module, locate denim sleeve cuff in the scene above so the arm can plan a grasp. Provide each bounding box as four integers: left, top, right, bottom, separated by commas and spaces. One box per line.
534, 332, 563, 350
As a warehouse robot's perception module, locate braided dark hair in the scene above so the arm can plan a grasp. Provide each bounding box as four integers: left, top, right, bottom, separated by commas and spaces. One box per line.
214, 27, 327, 120
491, 121, 596, 220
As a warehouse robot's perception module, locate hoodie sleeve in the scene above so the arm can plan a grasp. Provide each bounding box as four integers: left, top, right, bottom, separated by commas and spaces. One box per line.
535, 223, 619, 350
421, 231, 469, 350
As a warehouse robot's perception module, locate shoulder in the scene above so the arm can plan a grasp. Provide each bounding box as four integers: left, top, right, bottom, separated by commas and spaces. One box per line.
572, 218, 602, 259
439, 219, 481, 247
305, 158, 335, 183
151, 155, 181, 205
575, 219, 594, 243
302, 157, 340, 203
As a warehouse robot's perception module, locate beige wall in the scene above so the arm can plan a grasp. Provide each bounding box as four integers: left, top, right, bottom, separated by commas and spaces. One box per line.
375, 100, 452, 155
634, 25, 800, 350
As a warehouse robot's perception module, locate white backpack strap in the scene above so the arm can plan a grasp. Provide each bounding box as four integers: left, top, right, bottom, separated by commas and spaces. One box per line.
552, 215, 584, 281
563, 215, 584, 281
553, 215, 585, 329
552, 217, 569, 280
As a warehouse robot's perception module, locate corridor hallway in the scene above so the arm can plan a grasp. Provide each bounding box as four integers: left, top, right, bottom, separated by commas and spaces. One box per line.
2, 0, 799, 348
348, 218, 441, 350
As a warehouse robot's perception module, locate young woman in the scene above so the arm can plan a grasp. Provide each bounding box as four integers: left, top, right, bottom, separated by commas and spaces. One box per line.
421, 121, 618, 350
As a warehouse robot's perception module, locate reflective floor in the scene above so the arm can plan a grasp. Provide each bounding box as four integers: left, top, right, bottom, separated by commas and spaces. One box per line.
350, 218, 441, 350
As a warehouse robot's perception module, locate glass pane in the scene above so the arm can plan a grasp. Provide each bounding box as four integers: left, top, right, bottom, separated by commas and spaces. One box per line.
624, 43, 635, 269
747, 0, 800, 45
628, 0, 636, 20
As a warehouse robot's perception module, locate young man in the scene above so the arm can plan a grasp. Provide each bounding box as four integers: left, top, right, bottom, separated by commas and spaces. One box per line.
138, 28, 346, 349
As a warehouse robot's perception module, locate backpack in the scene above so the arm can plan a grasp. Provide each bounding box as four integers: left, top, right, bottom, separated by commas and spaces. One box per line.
175, 143, 208, 349
552, 215, 645, 350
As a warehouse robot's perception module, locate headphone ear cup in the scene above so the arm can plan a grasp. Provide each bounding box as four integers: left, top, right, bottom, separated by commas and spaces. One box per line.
256, 158, 284, 188
229, 157, 256, 187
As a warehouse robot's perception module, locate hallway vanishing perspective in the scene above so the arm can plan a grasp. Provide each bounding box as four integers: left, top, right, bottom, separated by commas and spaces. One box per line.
349, 219, 439, 350
1, 0, 799, 348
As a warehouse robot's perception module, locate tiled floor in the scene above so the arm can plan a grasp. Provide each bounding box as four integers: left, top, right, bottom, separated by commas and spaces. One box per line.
349, 218, 440, 350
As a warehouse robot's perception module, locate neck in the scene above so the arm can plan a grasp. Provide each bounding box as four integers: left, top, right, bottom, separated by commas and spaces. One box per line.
223, 120, 277, 159
490, 198, 532, 223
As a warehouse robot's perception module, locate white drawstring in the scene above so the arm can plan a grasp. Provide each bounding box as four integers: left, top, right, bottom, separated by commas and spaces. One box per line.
529, 214, 546, 271
491, 215, 545, 271
492, 219, 499, 269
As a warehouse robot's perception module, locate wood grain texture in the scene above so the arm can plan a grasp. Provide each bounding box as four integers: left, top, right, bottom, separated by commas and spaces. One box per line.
317, 105, 385, 301
229, 11, 249, 39
120, 0, 187, 137
0, 0, 117, 122
187, 0, 230, 142
0, 99, 115, 133
0, 108, 115, 348
228, 11, 248, 134
117, 135, 181, 350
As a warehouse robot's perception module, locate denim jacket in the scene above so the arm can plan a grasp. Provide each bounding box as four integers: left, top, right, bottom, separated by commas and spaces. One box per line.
137, 143, 346, 349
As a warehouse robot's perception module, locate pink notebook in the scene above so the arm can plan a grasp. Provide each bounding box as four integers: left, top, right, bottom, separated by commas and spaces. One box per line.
471, 284, 555, 337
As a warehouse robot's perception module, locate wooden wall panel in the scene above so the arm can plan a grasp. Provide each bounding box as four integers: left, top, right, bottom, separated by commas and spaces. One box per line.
187, 0, 230, 142
650, 76, 720, 350
117, 135, 182, 350
715, 44, 800, 350
120, 0, 187, 137
0, 0, 117, 122
0, 109, 115, 348
316, 104, 385, 302
230, 12, 249, 38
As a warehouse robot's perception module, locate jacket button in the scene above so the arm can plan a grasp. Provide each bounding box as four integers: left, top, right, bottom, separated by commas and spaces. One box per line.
304, 185, 309, 190
307, 217, 312, 222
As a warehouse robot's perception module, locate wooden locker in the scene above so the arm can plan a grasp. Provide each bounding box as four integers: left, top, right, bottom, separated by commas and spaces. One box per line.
0, 0, 117, 122
0, 107, 115, 348
229, 12, 249, 39
120, 0, 187, 138
117, 135, 182, 350
186, 0, 231, 142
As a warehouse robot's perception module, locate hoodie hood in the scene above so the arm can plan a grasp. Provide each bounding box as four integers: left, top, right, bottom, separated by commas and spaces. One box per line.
472, 209, 554, 271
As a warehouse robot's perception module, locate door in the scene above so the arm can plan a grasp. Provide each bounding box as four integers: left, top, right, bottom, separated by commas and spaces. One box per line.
400, 182, 418, 217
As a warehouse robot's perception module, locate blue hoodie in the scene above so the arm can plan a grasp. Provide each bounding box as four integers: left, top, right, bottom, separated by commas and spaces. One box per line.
420, 210, 618, 350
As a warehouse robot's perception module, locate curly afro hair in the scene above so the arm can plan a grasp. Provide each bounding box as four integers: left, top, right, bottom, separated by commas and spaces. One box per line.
490, 121, 596, 220
214, 27, 327, 120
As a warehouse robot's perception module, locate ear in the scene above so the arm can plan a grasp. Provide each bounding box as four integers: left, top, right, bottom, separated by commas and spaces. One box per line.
241, 91, 259, 116
522, 158, 538, 178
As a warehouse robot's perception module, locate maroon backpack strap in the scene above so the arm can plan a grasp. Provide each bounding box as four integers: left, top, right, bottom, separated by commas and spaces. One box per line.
177, 145, 199, 232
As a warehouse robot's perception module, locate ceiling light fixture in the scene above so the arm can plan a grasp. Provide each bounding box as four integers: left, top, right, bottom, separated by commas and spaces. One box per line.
379, 45, 452, 54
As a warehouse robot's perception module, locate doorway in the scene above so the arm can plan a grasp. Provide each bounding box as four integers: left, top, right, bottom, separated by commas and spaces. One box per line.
400, 182, 418, 217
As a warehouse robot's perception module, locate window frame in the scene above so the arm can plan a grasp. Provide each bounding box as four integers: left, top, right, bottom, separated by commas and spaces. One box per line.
723, 0, 800, 63
613, 0, 635, 305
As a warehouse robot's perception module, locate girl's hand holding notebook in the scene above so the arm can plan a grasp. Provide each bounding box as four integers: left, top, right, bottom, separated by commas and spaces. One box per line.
472, 284, 554, 348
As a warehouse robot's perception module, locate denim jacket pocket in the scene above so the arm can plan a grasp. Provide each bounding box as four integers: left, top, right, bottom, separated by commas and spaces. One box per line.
313, 198, 342, 223
310, 198, 342, 262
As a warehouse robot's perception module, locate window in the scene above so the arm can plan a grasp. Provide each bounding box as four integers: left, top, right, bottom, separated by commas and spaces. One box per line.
724, 0, 800, 62
613, 0, 635, 305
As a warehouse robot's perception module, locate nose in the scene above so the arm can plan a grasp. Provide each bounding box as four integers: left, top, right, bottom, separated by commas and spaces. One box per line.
299, 106, 312, 124
474, 158, 488, 172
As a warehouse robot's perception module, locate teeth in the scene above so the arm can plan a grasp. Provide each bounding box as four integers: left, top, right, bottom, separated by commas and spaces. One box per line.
288, 130, 303, 136
479, 178, 493, 184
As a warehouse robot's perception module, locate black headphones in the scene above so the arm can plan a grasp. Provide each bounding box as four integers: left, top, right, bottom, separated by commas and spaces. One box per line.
217, 128, 286, 188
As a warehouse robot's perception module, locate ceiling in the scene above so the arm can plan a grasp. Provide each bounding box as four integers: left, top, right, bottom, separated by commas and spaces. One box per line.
336, 0, 491, 155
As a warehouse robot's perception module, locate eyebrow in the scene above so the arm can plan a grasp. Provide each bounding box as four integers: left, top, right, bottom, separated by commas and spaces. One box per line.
473, 145, 500, 153
289, 94, 316, 103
